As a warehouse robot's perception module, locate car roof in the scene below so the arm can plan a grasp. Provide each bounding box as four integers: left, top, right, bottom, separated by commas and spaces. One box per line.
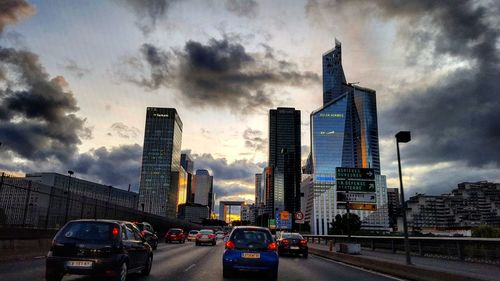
69, 219, 127, 225
233, 226, 270, 231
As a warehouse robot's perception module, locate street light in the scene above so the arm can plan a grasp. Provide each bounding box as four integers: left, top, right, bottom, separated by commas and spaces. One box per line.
64, 170, 74, 223
396, 131, 412, 265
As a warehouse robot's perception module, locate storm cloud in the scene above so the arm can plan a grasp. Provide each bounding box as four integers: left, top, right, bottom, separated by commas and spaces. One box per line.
121, 0, 178, 35
243, 128, 266, 152
123, 37, 319, 113
0, 0, 34, 34
225, 0, 258, 18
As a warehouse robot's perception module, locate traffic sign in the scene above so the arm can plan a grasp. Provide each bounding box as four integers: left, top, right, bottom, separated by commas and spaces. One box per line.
337, 192, 376, 203
337, 179, 375, 192
280, 211, 290, 221
294, 211, 304, 220
336, 167, 375, 180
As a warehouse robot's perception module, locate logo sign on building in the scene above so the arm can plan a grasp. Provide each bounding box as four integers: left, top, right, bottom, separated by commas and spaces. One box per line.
335, 167, 375, 180
337, 192, 376, 203
349, 203, 377, 211
294, 211, 305, 224
336, 179, 375, 192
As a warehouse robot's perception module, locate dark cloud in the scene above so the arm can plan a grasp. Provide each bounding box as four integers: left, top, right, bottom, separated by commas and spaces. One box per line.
308, 0, 500, 169
108, 122, 141, 139
0, 0, 34, 34
123, 37, 319, 114
0, 47, 92, 163
59, 59, 90, 79
72, 144, 142, 192
225, 0, 258, 18
213, 182, 254, 199
121, 0, 178, 35
243, 128, 266, 152
192, 153, 261, 183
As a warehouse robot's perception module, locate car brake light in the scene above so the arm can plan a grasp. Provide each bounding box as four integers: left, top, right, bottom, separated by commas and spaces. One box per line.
282, 239, 289, 244
112, 227, 119, 237
209, 234, 216, 239
196, 234, 202, 239
268, 242, 278, 251
140, 230, 145, 237
300, 239, 307, 246
225, 240, 235, 249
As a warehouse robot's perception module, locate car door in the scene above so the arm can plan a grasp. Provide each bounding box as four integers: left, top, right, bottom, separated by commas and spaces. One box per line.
123, 224, 139, 269
130, 224, 149, 265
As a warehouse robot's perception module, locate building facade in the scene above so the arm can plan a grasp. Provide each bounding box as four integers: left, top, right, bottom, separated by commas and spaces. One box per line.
177, 203, 209, 224
219, 201, 244, 224
268, 107, 301, 215
180, 153, 195, 203
193, 169, 214, 213
387, 188, 400, 230
138, 107, 183, 218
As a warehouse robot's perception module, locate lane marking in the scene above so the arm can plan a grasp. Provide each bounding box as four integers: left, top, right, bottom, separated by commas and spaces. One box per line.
311, 254, 407, 281
33, 256, 45, 259
184, 263, 196, 272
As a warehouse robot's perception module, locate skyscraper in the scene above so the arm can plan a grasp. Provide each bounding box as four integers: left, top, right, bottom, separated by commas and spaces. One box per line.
181, 153, 194, 203
138, 107, 183, 218
193, 169, 214, 214
268, 107, 301, 214
322, 39, 347, 105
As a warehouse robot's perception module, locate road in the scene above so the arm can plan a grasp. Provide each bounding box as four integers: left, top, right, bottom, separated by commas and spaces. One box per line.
0, 240, 400, 281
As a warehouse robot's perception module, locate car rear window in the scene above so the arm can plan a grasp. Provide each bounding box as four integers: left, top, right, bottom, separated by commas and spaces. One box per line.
200, 229, 213, 234
169, 229, 181, 234
189, 230, 199, 234
230, 229, 272, 250
135, 223, 144, 231
56, 222, 115, 242
282, 233, 303, 239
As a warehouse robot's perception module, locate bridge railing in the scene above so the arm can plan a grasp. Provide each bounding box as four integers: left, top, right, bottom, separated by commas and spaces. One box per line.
302, 234, 500, 264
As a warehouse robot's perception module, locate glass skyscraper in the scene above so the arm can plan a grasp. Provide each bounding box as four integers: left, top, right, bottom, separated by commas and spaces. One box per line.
268, 107, 301, 214
322, 39, 347, 105
139, 107, 183, 218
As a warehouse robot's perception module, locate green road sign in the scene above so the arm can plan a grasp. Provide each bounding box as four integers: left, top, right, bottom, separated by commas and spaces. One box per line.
336, 167, 375, 180
337, 179, 375, 192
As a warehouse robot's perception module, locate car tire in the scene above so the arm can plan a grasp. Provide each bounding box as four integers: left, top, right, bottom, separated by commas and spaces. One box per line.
223, 267, 233, 278
141, 255, 153, 276
114, 261, 127, 281
303, 252, 308, 258
196, 242, 199, 246
212, 241, 216, 246
45, 270, 63, 281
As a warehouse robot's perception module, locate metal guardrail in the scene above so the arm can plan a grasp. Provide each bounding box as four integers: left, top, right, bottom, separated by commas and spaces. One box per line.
303, 235, 500, 264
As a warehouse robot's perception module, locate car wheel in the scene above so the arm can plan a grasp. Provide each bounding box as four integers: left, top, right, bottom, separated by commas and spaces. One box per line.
114, 261, 127, 281
212, 241, 216, 246
141, 255, 153, 276
45, 270, 63, 281
196, 242, 199, 246
303, 252, 308, 258
223, 267, 233, 278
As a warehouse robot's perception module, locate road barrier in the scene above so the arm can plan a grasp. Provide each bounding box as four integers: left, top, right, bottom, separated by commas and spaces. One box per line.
303, 234, 500, 264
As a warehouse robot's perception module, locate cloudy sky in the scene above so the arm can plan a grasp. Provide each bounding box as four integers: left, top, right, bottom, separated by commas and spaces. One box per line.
0, 0, 499, 205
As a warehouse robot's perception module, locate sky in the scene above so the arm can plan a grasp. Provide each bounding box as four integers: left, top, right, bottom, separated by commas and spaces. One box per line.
0, 0, 499, 206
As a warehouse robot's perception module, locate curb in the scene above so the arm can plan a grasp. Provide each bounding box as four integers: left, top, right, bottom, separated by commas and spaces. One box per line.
309, 247, 487, 281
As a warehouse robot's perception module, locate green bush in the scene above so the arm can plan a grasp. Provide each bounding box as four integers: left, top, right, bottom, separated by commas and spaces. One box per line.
472, 225, 500, 238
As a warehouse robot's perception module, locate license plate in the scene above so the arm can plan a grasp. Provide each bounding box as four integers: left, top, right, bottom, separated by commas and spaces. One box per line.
66, 261, 92, 268
290, 246, 299, 250
242, 253, 260, 259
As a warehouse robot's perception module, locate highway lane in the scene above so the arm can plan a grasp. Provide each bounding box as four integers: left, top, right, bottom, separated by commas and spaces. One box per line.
0, 240, 400, 281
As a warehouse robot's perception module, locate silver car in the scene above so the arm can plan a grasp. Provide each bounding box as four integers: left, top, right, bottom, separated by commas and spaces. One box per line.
196, 229, 216, 246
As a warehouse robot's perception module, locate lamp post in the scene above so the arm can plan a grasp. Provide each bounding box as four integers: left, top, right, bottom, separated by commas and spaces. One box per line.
396, 131, 412, 265
64, 170, 74, 223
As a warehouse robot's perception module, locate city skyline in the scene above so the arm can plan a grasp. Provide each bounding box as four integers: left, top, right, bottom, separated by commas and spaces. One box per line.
0, 0, 499, 207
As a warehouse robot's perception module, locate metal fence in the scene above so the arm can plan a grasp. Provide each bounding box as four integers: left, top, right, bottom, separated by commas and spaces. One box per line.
0, 173, 200, 235
303, 234, 500, 264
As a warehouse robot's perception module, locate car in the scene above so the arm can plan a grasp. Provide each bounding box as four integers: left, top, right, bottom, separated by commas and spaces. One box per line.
187, 230, 199, 241
45, 219, 153, 281
133, 221, 159, 250
165, 228, 186, 243
222, 226, 279, 279
216, 231, 225, 240
195, 229, 216, 246
276, 232, 308, 258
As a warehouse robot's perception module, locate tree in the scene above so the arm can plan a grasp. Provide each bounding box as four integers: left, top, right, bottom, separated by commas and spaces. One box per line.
329, 213, 361, 235
472, 225, 500, 238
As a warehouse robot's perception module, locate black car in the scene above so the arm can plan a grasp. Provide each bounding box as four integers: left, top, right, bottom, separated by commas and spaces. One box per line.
46, 219, 153, 281
276, 232, 308, 258
134, 221, 159, 250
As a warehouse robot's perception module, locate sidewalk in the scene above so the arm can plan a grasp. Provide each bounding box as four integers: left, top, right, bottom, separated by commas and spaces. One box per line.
308, 242, 499, 281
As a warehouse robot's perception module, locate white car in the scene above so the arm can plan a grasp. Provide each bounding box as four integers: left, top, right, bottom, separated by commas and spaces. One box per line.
187, 230, 199, 241
216, 231, 225, 240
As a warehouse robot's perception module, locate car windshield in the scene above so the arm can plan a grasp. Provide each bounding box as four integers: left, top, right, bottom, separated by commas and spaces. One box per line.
56, 222, 115, 242
200, 230, 213, 235
230, 229, 272, 250
282, 233, 303, 239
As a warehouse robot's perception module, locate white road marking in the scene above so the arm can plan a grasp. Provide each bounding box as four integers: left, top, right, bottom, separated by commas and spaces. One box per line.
33, 256, 46, 259
184, 263, 196, 272
311, 254, 407, 281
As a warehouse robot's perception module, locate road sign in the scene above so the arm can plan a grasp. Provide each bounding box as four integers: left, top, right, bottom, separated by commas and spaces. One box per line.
337, 192, 376, 203
280, 211, 290, 221
337, 179, 375, 192
276, 211, 292, 229
268, 219, 276, 229
336, 167, 375, 180
294, 211, 305, 224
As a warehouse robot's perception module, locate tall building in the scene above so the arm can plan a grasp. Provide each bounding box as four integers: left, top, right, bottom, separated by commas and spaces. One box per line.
254, 173, 264, 222
193, 169, 214, 213
138, 107, 183, 218
180, 153, 194, 203
268, 107, 301, 215
387, 188, 400, 230
309, 40, 386, 234
263, 166, 274, 215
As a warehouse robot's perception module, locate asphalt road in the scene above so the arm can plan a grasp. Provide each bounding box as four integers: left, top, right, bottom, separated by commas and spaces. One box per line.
0, 240, 400, 281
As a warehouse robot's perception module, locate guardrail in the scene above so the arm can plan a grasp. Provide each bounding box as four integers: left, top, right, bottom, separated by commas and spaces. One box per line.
303, 235, 500, 264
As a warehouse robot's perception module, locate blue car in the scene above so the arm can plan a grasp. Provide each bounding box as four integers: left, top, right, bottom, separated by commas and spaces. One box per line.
222, 226, 279, 279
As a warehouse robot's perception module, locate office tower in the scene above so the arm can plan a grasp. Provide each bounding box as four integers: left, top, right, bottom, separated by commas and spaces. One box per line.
193, 169, 214, 213
263, 166, 274, 215
138, 107, 183, 217
268, 107, 301, 214
255, 173, 263, 207
323, 39, 347, 105
181, 153, 194, 203
387, 188, 400, 230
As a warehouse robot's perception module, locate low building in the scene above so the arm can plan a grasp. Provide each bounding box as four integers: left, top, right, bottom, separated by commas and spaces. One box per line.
177, 203, 209, 224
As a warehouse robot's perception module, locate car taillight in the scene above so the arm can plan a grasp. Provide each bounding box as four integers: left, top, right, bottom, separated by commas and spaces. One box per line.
268, 242, 278, 251
196, 234, 202, 239
141, 230, 145, 237
282, 239, 289, 244
225, 240, 235, 249
209, 234, 216, 239
112, 227, 119, 237
300, 239, 307, 246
